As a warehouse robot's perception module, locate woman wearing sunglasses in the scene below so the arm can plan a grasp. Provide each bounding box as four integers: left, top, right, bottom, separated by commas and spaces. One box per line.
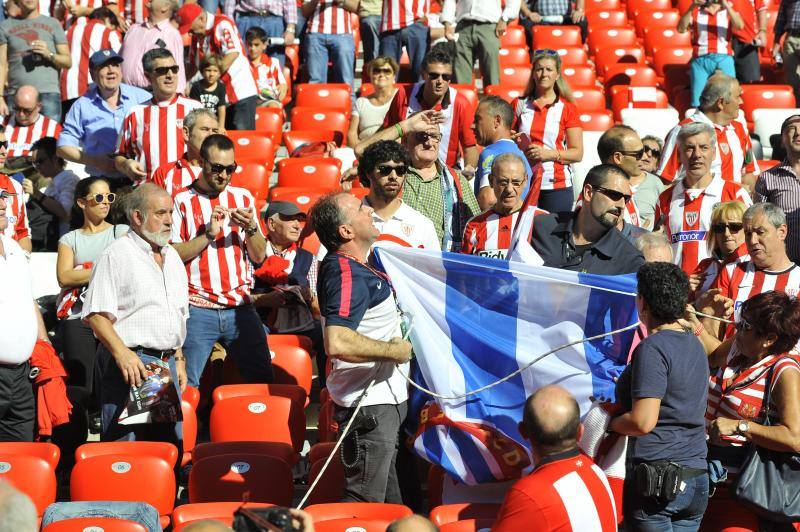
639, 135, 664, 176
690, 201, 749, 298
513, 49, 583, 213
347, 56, 399, 147
702, 291, 800, 532
55, 177, 127, 431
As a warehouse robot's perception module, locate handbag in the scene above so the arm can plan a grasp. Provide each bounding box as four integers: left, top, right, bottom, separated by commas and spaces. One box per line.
732, 357, 800, 522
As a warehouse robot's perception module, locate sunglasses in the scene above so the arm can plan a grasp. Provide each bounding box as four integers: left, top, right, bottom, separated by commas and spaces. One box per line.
372, 67, 394, 75
15, 107, 37, 116
736, 315, 754, 332
86, 193, 116, 204
415, 132, 442, 142
0, 141, 7, 149
643, 145, 661, 158
207, 162, 238, 175
534, 48, 558, 56
594, 186, 632, 204
375, 164, 407, 177
151, 65, 179, 76
427, 72, 452, 81
712, 222, 744, 234
619, 148, 645, 160
0, 189, 17, 200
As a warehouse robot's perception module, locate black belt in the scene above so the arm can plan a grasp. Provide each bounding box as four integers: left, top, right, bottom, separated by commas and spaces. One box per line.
0, 360, 27, 369
236, 9, 279, 17
131, 346, 176, 359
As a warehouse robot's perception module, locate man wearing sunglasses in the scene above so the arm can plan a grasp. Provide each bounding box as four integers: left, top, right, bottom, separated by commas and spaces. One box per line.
171, 134, 274, 390
2, 86, 61, 162
24, 136, 79, 240
0, 131, 32, 253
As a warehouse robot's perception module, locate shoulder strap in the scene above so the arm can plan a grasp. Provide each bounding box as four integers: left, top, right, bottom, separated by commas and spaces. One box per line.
762, 356, 795, 426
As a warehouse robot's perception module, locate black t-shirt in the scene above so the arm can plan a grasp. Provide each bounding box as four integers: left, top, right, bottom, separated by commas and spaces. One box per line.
190, 81, 227, 111
628, 329, 709, 468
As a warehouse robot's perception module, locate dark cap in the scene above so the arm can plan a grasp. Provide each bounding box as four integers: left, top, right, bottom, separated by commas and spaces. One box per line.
263, 201, 306, 220
89, 49, 123, 69
781, 114, 800, 133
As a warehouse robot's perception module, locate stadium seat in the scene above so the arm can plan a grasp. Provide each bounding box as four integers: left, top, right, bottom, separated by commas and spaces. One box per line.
499, 25, 526, 47
314, 519, 394, 532
577, 110, 615, 131
498, 47, 531, 68
602, 64, 658, 91
555, 46, 589, 66
285, 45, 299, 80
277, 157, 342, 190
499, 66, 531, 87
483, 85, 526, 103
183, 386, 200, 411
652, 47, 693, 78
268, 186, 329, 210
300, 229, 322, 255
0, 454, 56, 515
212, 382, 306, 410
295, 83, 352, 112
633, 9, 681, 36
290, 108, 350, 143
440, 520, 497, 532
189, 454, 293, 505
621, 108, 681, 141
254, 107, 284, 145
308, 442, 336, 464
585, 10, 628, 29
452, 84, 479, 112
181, 399, 197, 468
305, 502, 413, 523
741, 85, 796, 129
610, 86, 669, 121
192, 441, 296, 467
593, 46, 646, 75
317, 387, 337, 443
304, 453, 346, 505
269, 333, 315, 354
531, 25, 582, 48
210, 393, 305, 453
753, 108, 799, 159
627, 0, 671, 18
75, 441, 179, 468
427, 465, 446, 509
570, 87, 606, 111
226, 131, 275, 166
430, 504, 503, 526
42, 518, 147, 531
230, 161, 270, 209
172, 502, 274, 532
584, 0, 621, 11
269, 344, 313, 400
0, 442, 60, 469
283, 130, 343, 153
642, 27, 691, 56
587, 27, 637, 56
71, 455, 175, 528
561, 65, 597, 88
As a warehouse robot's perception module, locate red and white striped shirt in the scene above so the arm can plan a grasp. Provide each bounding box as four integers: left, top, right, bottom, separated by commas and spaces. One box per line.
116, 95, 203, 182
655, 175, 752, 275
190, 14, 258, 104
381, 0, 429, 32
692, 6, 733, 57
658, 111, 759, 184
60, 20, 122, 101
114, 0, 148, 26
0, 174, 30, 242
251, 54, 286, 95
692, 242, 749, 297
305, 0, 352, 34
63, 0, 107, 28
462, 207, 547, 259
513, 97, 581, 191
150, 155, 201, 198
2, 115, 62, 158
171, 185, 260, 306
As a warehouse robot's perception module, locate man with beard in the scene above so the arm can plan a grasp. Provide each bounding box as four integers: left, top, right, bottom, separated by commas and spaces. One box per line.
532, 163, 645, 274
171, 134, 273, 389
82, 183, 189, 442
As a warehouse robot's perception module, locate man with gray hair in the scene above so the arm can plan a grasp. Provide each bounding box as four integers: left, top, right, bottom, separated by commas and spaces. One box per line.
0, 481, 37, 532
82, 182, 189, 443
635, 232, 673, 263
654, 121, 752, 275
657, 74, 759, 189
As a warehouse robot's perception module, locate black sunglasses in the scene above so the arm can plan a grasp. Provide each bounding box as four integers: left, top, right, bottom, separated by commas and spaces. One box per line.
643, 145, 661, 158
534, 48, 558, 56
151, 65, 179, 76
372, 67, 394, 75
427, 72, 452, 81
415, 132, 442, 142
712, 222, 744, 234
594, 186, 632, 204
86, 192, 116, 204
0, 140, 8, 149
207, 162, 238, 175
0, 189, 17, 200
619, 148, 645, 160
375, 164, 407, 177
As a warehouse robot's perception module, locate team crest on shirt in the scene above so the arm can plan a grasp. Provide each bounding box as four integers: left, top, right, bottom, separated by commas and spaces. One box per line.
720, 143, 730, 155
7, 215, 16, 225
685, 211, 699, 227
176, 119, 184, 128
193, 211, 205, 229
401, 223, 413, 237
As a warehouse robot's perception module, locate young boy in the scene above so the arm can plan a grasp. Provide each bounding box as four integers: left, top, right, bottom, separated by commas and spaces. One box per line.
246, 27, 288, 108
189, 55, 227, 128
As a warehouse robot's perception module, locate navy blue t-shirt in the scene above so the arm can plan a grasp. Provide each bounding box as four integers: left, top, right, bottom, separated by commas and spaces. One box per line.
629, 329, 709, 469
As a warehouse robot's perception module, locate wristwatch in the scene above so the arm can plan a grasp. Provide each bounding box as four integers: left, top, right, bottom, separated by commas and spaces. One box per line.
737, 420, 750, 435
244, 224, 258, 237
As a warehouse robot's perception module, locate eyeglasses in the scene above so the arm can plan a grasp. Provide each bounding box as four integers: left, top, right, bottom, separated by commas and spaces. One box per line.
427, 72, 452, 81
0, 190, 17, 200
534, 49, 558, 57
736, 315, 754, 332
372, 67, 394, 75
643, 145, 661, 158
712, 222, 744, 234
619, 148, 645, 160
375, 164, 407, 177
207, 162, 238, 175
86, 193, 116, 204
15, 106, 37, 116
594, 186, 632, 204
0, 141, 7, 150
415, 132, 442, 143
151, 65, 179, 76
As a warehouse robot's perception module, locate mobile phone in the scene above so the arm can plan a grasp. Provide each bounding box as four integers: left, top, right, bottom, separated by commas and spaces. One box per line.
515, 133, 532, 151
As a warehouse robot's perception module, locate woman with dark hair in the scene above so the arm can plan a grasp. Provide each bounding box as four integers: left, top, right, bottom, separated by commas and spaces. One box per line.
610, 262, 710, 531
701, 291, 800, 532
513, 49, 583, 213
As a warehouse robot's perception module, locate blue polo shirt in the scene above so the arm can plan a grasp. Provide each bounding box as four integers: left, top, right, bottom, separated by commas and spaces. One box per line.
475, 138, 533, 198
58, 83, 152, 178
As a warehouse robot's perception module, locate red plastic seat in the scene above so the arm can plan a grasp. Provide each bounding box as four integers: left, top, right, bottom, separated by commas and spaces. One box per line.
430, 503, 502, 526
602, 64, 658, 91
587, 27, 637, 56
634, 9, 680, 36
569, 87, 606, 111
627, 0, 671, 18
290, 108, 349, 143
42, 518, 147, 531
268, 186, 329, 211
554, 46, 589, 66
498, 47, 531, 68
192, 441, 296, 467
585, 10, 628, 29
0, 455, 56, 515
452, 84, 479, 112
741, 85, 796, 127
499, 25, 526, 47
0, 442, 60, 469
314, 519, 395, 532
317, 387, 337, 443
182, 386, 200, 411
304, 453, 346, 505
561, 65, 597, 88
269, 333, 314, 354
498, 66, 531, 87
652, 47, 693, 77
440, 520, 497, 532
427, 465, 445, 509
576, 110, 615, 131
483, 85, 526, 103
585, 0, 621, 11
277, 157, 341, 189
213, 382, 307, 412
269, 344, 313, 399
71, 455, 175, 528
172, 502, 274, 532
308, 442, 336, 464
643, 27, 691, 56
226, 131, 275, 166
300, 229, 321, 255
188, 454, 293, 505
230, 161, 270, 209
210, 393, 305, 453
593, 46, 646, 75
283, 130, 343, 152
181, 399, 197, 468
75, 441, 179, 468
610, 86, 669, 121
254, 107, 284, 145
295, 83, 352, 112
285, 45, 299, 80
531, 25, 582, 48
305, 502, 413, 523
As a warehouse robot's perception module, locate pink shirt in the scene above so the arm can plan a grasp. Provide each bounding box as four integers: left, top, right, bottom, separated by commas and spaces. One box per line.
119, 19, 186, 94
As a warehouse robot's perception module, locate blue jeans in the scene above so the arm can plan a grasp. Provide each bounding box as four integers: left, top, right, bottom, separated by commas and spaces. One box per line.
182, 304, 274, 388
7, 92, 61, 122
690, 53, 736, 107
624, 470, 709, 531
360, 15, 382, 65
379, 22, 429, 81
42, 502, 162, 532
199, 0, 218, 17
235, 13, 286, 66
306, 33, 356, 87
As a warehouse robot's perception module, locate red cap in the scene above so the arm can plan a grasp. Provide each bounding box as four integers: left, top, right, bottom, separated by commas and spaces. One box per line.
176, 3, 204, 35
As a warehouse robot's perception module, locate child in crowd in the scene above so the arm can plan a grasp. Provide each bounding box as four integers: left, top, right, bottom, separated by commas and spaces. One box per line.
246, 27, 287, 108
189, 55, 227, 129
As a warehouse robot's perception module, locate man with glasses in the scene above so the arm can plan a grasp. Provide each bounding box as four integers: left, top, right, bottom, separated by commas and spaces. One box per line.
0, 131, 31, 252
532, 163, 645, 274
171, 134, 273, 389
1, 86, 61, 161
24, 137, 79, 241
654, 121, 752, 276
115, 48, 203, 184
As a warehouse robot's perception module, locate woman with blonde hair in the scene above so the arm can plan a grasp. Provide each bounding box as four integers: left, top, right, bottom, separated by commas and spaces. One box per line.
347, 56, 400, 146
690, 201, 749, 298
513, 49, 583, 213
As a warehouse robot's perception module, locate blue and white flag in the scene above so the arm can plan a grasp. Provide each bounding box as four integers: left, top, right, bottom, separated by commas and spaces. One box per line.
374, 246, 638, 486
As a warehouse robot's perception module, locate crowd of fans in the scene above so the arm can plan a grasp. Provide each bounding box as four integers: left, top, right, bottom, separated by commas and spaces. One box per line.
2, 0, 800, 529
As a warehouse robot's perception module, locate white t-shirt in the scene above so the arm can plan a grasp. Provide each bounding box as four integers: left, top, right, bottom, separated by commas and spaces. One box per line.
0, 235, 37, 364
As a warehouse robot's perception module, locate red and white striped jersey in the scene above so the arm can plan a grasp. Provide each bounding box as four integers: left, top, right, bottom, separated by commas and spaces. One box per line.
305, 0, 352, 34
462, 207, 547, 259
63, 0, 107, 28
655, 175, 752, 275
116, 95, 203, 182
114, 0, 148, 26
1, 115, 62, 158
658, 111, 759, 183
513, 97, 581, 191
692, 6, 733, 57
171, 185, 261, 306
381, 0, 430, 32
0, 174, 30, 242
692, 242, 749, 297
150, 155, 201, 198
493, 450, 618, 532
190, 14, 258, 104
251, 54, 286, 94
60, 20, 122, 101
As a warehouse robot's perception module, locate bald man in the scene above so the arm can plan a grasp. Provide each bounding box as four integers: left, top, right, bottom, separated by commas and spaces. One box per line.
493, 386, 618, 532
0, 481, 37, 532
387, 515, 440, 532
3, 85, 62, 159
182, 520, 234, 532
635, 232, 674, 263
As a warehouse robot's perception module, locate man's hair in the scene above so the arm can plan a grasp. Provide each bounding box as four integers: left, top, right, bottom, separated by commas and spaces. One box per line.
309, 192, 349, 251
422, 46, 453, 71
743, 202, 787, 229
358, 140, 411, 187
490, 152, 526, 177
479, 95, 514, 128
597, 125, 637, 162
200, 134, 235, 161
89, 5, 117, 24
699, 74, 738, 110
245, 26, 268, 44
125, 182, 167, 224
584, 163, 628, 190
386, 515, 440, 532
30, 136, 63, 166
522, 389, 581, 453
634, 231, 672, 257
637, 262, 689, 321
142, 47, 175, 73
0, 482, 37, 532
676, 121, 716, 149
183, 108, 217, 133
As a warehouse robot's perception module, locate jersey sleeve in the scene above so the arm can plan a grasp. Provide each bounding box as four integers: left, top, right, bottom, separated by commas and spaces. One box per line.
382, 89, 406, 129
115, 110, 136, 157
170, 196, 189, 243
215, 20, 240, 56
319, 259, 372, 330
493, 487, 550, 532
563, 101, 581, 129
457, 97, 477, 148
710, 262, 734, 298
657, 124, 681, 182
461, 219, 477, 255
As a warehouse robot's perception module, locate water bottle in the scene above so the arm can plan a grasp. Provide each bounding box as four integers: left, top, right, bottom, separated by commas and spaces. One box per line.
267, 37, 285, 46
775, 51, 784, 68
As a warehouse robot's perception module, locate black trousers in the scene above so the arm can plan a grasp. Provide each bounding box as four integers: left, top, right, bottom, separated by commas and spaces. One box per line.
0, 361, 34, 441
732, 38, 762, 83
60, 318, 99, 401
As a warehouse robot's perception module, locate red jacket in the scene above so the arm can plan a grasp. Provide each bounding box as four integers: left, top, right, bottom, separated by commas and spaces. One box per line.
30, 340, 72, 439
